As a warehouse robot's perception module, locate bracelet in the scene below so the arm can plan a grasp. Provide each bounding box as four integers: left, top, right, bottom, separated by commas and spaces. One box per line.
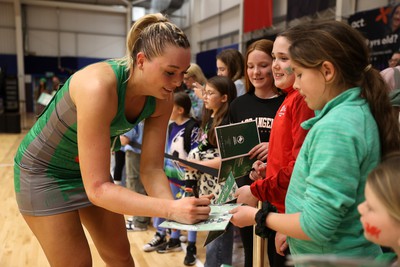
254, 201, 276, 238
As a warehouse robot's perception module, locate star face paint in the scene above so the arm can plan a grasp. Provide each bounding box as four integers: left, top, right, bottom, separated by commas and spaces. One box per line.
284, 66, 294, 75
365, 222, 381, 239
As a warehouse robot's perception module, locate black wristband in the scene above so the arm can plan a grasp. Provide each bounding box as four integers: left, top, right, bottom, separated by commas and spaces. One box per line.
254, 201, 277, 238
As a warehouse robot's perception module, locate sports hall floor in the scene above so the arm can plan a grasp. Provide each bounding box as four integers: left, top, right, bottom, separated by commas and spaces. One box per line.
0, 112, 245, 267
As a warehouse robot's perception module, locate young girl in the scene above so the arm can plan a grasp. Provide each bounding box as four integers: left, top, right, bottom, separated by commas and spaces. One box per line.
231, 20, 400, 260
185, 75, 237, 267
216, 49, 246, 97
358, 151, 400, 266
234, 34, 314, 266
229, 39, 286, 267
144, 92, 200, 266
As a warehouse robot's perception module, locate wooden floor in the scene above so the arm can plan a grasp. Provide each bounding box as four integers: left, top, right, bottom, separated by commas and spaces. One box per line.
0, 113, 245, 267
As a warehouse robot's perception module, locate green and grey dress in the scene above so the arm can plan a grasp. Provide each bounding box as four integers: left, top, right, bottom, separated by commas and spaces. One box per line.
14, 60, 155, 216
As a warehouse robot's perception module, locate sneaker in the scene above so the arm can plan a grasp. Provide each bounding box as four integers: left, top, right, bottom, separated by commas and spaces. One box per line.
143, 233, 167, 252
184, 242, 197, 266
126, 219, 147, 231
156, 238, 182, 253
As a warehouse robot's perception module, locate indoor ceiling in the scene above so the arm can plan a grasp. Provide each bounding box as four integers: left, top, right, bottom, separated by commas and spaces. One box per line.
34, 0, 184, 15
47, 0, 153, 9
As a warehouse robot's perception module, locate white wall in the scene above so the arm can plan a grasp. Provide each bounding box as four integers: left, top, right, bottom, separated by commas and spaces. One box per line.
0, 2, 16, 54
24, 5, 126, 58
169, 0, 241, 61
0, 0, 126, 58
357, 0, 390, 12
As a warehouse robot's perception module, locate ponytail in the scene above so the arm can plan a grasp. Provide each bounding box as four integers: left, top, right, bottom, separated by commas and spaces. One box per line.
117, 13, 190, 73
362, 68, 400, 155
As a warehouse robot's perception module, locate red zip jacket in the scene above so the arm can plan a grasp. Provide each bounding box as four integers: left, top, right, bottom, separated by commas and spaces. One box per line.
250, 87, 314, 213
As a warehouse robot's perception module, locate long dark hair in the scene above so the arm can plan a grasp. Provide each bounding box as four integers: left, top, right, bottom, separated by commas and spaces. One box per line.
174, 91, 192, 117
286, 20, 400, 156
201, 76, 237, 146
216, 49, 245, 82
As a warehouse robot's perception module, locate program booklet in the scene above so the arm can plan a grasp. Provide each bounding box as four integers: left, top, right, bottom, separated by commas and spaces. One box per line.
158, 203, 241, 232
215, 120, 260, 183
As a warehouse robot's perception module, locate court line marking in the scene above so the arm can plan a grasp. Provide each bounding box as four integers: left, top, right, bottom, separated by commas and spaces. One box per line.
0, 163, 13, 168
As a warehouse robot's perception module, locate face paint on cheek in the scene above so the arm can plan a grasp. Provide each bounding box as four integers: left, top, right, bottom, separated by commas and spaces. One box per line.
284, 66, 293, 75
365, 223, 381, 239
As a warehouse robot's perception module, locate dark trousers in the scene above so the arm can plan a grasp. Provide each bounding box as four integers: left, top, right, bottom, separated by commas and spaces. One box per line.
236, 176, 254, 267
113, 150, 125, 182
239, 225, 253, 267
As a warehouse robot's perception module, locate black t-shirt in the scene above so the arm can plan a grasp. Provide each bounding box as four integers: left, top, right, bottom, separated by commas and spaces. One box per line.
229, 92, 285, 187
229, 92, 286, 142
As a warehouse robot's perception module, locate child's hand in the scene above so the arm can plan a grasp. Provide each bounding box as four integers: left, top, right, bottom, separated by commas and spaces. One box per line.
249, 142, 269, 161
229, 205, 258, 228
249, 160, 267, 180
275, 232, 288, 256
234, 185, 258, 207
192, 82, 205, 99
120, 135, 130, 146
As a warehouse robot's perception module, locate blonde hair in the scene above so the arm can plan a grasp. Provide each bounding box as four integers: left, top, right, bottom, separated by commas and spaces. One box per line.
367, 151, 400, 222
116, 13, 190, 72
186, 63, 207, 85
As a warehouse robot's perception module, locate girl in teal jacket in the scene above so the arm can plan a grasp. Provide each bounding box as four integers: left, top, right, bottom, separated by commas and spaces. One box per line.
230, 20, 400, 261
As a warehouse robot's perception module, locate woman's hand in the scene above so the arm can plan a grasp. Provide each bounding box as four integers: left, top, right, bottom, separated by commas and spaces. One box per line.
234, 185, 258, 207
249, 160, 267, 181
230, 205, 258, 228
168, 194, 213, 224
249, 142, 269, 161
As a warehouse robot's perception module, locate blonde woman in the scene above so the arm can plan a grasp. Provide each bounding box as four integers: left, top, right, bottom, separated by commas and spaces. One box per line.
14, 13, 211, 266
183, 63, 207, 121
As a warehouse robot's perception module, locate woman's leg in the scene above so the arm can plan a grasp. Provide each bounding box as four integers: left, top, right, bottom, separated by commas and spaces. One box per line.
79, 205, 134, 267
23, 211, 92, 267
